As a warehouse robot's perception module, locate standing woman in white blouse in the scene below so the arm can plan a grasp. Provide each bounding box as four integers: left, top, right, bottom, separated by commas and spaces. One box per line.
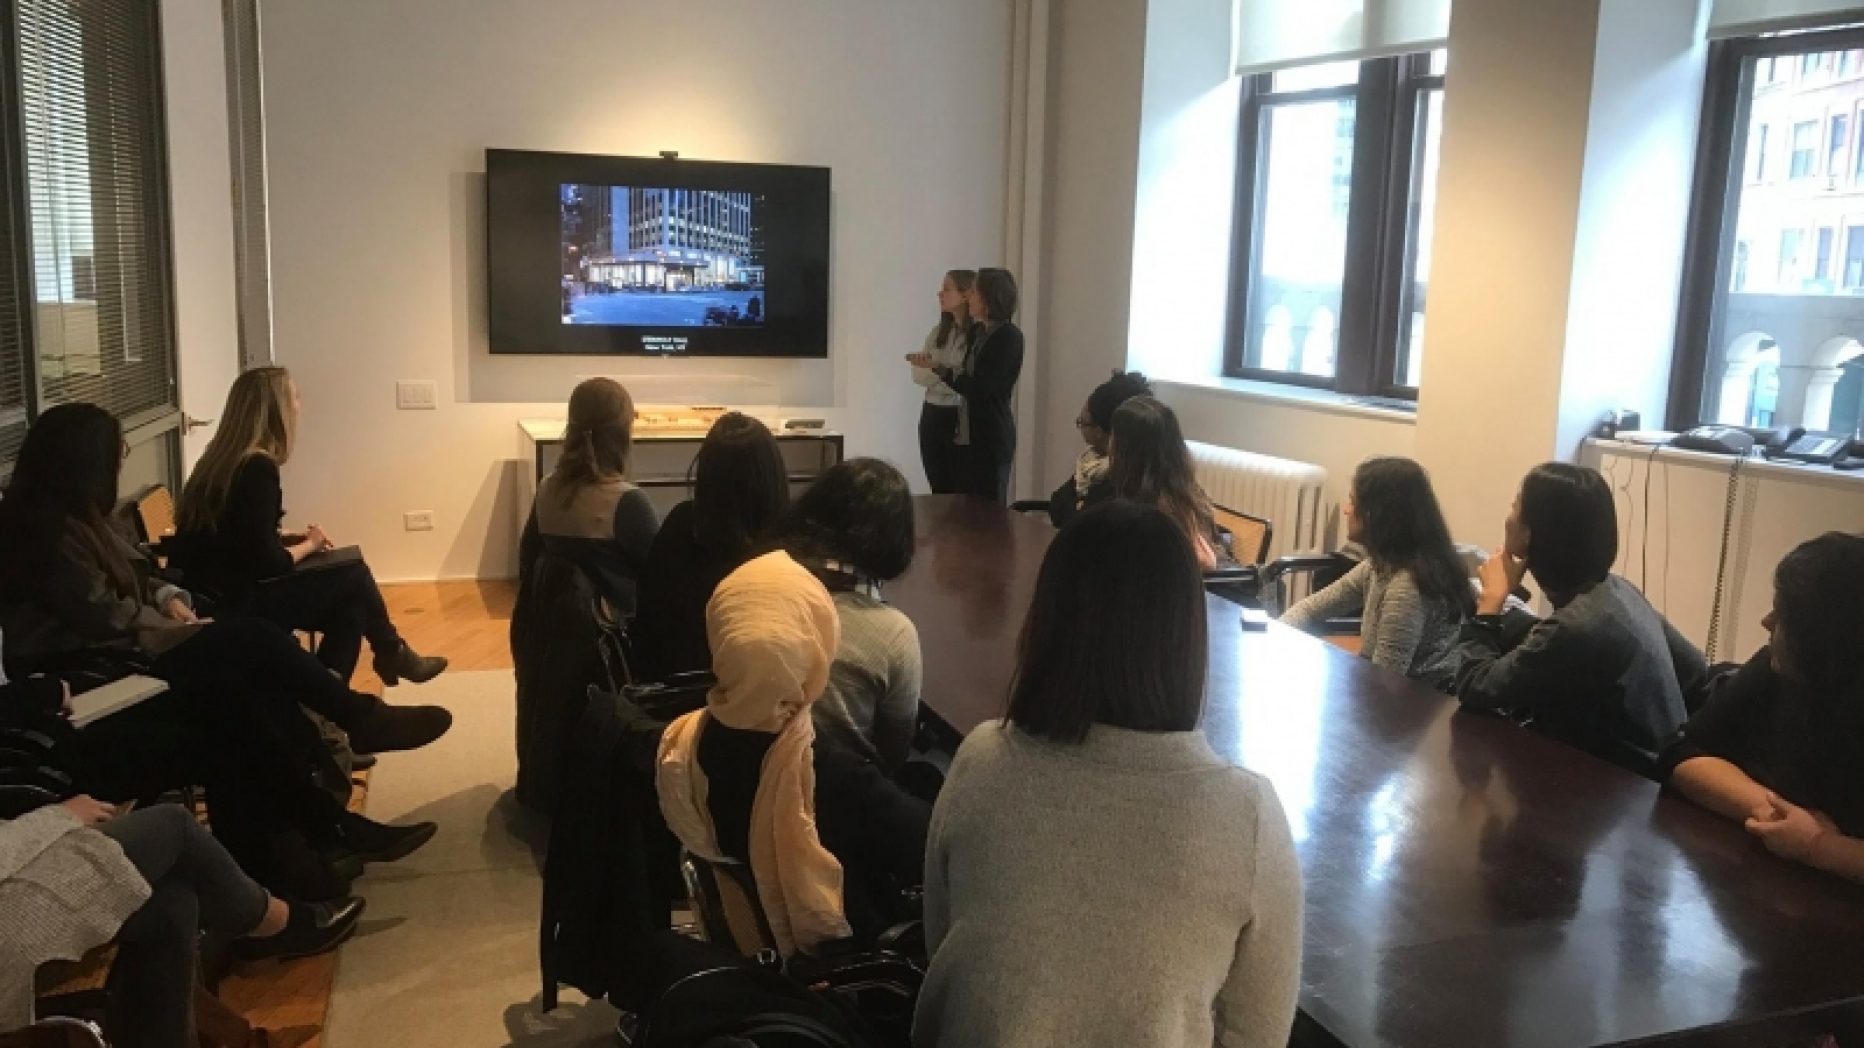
906, 270, 976, 494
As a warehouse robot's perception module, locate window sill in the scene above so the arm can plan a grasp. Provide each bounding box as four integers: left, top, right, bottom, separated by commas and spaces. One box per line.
1586, 437, 1864, 491
1152, 375, 1418, 425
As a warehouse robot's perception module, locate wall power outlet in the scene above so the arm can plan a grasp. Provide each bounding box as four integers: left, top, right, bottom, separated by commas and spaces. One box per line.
404, 510, 435, 531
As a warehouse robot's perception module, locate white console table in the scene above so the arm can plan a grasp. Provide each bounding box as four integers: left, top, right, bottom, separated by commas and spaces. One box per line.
516, 418, 844, 528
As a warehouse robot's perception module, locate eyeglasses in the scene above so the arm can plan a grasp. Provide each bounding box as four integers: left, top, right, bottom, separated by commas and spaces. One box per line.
1075, 417, 1096, 430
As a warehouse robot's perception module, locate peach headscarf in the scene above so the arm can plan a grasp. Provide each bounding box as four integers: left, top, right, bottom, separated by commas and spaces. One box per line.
655, 551, 849, 956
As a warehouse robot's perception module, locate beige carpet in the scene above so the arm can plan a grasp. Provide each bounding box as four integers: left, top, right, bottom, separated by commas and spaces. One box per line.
323, 671, 623, 1048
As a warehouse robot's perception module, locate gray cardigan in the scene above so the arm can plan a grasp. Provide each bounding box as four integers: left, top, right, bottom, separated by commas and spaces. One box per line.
1282, 561, 1462, 686
915, 721, 1303, 1048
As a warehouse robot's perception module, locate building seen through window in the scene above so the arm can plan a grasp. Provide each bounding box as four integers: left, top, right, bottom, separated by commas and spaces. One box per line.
1683, 34, 1864, 437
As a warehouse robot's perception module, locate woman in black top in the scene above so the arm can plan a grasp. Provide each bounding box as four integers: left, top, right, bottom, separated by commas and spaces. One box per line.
927, 268, 1023, 504
630, 413, 789, 679
0, 404, 444, 897
1663, 532, 1864, 881
170, 367, 445, 686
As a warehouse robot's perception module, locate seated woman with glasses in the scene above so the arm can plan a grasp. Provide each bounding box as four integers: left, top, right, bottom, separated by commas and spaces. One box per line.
1047, 370, 1152, 528
1662, 533, 1864, 882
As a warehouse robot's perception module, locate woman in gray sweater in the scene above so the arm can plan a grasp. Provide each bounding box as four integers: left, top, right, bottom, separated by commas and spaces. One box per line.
1282, 457, 1472, 688
915, 501, 1303, 1048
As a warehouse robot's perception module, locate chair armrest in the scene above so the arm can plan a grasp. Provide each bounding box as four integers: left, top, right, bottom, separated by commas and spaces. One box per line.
1009, 500, 1050, 515
1260, 553, 1357, 587
1202, 566, 1260, 584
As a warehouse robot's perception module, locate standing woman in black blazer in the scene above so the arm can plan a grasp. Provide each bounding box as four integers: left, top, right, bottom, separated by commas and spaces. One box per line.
171, 367, 446, 687
932, 268, 1024, 504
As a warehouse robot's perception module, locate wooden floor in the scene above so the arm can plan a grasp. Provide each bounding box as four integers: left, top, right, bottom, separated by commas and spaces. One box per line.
214, 580, 515, 1048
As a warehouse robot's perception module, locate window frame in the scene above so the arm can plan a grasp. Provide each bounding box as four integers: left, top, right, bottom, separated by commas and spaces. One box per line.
0, 0, 183, 480
1224, 52, 1444, 401
1671, 26, 1864, 431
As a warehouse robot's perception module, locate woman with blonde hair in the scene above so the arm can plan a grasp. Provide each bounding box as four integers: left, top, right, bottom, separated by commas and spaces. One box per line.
517, 377, 659, 615
171, 367, 445, 686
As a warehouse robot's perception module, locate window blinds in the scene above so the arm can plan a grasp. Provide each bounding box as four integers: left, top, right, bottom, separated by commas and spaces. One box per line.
1710, 1, 1864, 38
0, 44, 29, 470
223, 0, 274, 368
1233, 0, 1452, 75
16, 0, 178, 426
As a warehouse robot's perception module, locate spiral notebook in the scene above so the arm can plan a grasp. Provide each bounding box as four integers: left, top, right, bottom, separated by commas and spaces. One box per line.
70, 675, 169, 729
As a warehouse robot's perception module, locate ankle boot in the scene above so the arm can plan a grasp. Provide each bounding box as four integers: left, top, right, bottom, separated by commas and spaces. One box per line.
340, 811, 438, 865
237, 897, 366, 961
344, 700, 452, 755
373, 642, 448, 687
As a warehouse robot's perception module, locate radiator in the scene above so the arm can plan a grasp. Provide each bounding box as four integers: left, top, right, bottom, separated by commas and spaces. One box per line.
1187, 441, 1328, 562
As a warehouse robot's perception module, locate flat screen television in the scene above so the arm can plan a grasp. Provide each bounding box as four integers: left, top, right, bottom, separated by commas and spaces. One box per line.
486, 149, 830, 357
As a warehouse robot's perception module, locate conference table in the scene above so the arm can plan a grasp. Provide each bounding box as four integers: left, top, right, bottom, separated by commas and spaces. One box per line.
887, 495, 1864, 1048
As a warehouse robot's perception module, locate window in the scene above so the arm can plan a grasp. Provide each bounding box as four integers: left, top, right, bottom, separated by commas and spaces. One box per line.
0, 0, 182, 478
1227, 51, 1445, 398
1846, 49, 1864, 77
1754, 122, 1772, 181
1674, 28, 1864, 434
1791, 120, 1819, 177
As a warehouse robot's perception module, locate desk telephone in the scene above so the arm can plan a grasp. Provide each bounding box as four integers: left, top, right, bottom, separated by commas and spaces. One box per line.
1672, 425, 1857, 465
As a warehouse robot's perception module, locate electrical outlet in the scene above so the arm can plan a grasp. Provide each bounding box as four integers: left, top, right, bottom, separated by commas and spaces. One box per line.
395, 380, 438, 411
404, 510, 435, 532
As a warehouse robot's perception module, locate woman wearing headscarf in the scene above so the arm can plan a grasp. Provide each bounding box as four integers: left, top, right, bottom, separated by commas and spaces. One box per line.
655, 551, 851, 957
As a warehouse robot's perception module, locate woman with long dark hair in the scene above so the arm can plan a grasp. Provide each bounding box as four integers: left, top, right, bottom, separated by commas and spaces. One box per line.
905, 270, 976, 494
927, 268, 1023, 504
518, 377, 659, 615
1283, 458, 1471, 686
914, 501, 1301, 1047
1101, 396, 1227, 569
169, 366, 445, 686
1663, 533, 1864, 881
1452, 463, 1706, 774
630, 412, 790, 678
0, 404, 444, 896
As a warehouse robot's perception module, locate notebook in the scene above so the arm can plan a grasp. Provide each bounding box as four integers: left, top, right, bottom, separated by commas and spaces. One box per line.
294, 545, 363, 573
69, 675, 169, 729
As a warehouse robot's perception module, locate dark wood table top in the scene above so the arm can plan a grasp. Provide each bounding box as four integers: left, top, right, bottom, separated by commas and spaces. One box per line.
889, 495, 1864, 1048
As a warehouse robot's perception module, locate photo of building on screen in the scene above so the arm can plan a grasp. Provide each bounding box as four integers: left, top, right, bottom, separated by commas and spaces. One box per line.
560, 184, 767, 327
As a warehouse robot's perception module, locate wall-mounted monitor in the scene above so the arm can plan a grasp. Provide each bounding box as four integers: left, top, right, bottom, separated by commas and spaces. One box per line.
486, 149, 830, 358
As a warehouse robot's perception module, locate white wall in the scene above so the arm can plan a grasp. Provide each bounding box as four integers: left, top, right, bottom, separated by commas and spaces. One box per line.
258, 0, 1009, 581
161, 0, 242, 470
1583, 441, 1864, 659
1028, 0, 1151, 490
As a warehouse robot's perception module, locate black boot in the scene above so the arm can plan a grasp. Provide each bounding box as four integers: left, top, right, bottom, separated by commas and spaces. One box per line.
373, 642, 449, 687
344, 700, 452, 755
237, 897, 366, 961
340, 811, 438, 865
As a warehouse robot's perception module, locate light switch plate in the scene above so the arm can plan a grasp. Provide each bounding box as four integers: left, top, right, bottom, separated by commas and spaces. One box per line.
404, 510, 435, 531
396, 380, 438, 410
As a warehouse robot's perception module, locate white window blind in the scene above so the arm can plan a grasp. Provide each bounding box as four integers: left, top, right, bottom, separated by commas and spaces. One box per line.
1233, 0, 1451, 75
1710, 1, 1864, 38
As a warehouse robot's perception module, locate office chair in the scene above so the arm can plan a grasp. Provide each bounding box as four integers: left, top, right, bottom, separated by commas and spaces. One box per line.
0, 1018, 108, 1048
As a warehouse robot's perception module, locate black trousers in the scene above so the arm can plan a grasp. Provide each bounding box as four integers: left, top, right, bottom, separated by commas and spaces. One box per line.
151, 616, 380, 729
100, 805, 271, 1048
917, 403, 962, 495
246, 559, 401, 682
60, 676, 348, 884
953, 446, 1013, 505
813, 750, 933, 944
